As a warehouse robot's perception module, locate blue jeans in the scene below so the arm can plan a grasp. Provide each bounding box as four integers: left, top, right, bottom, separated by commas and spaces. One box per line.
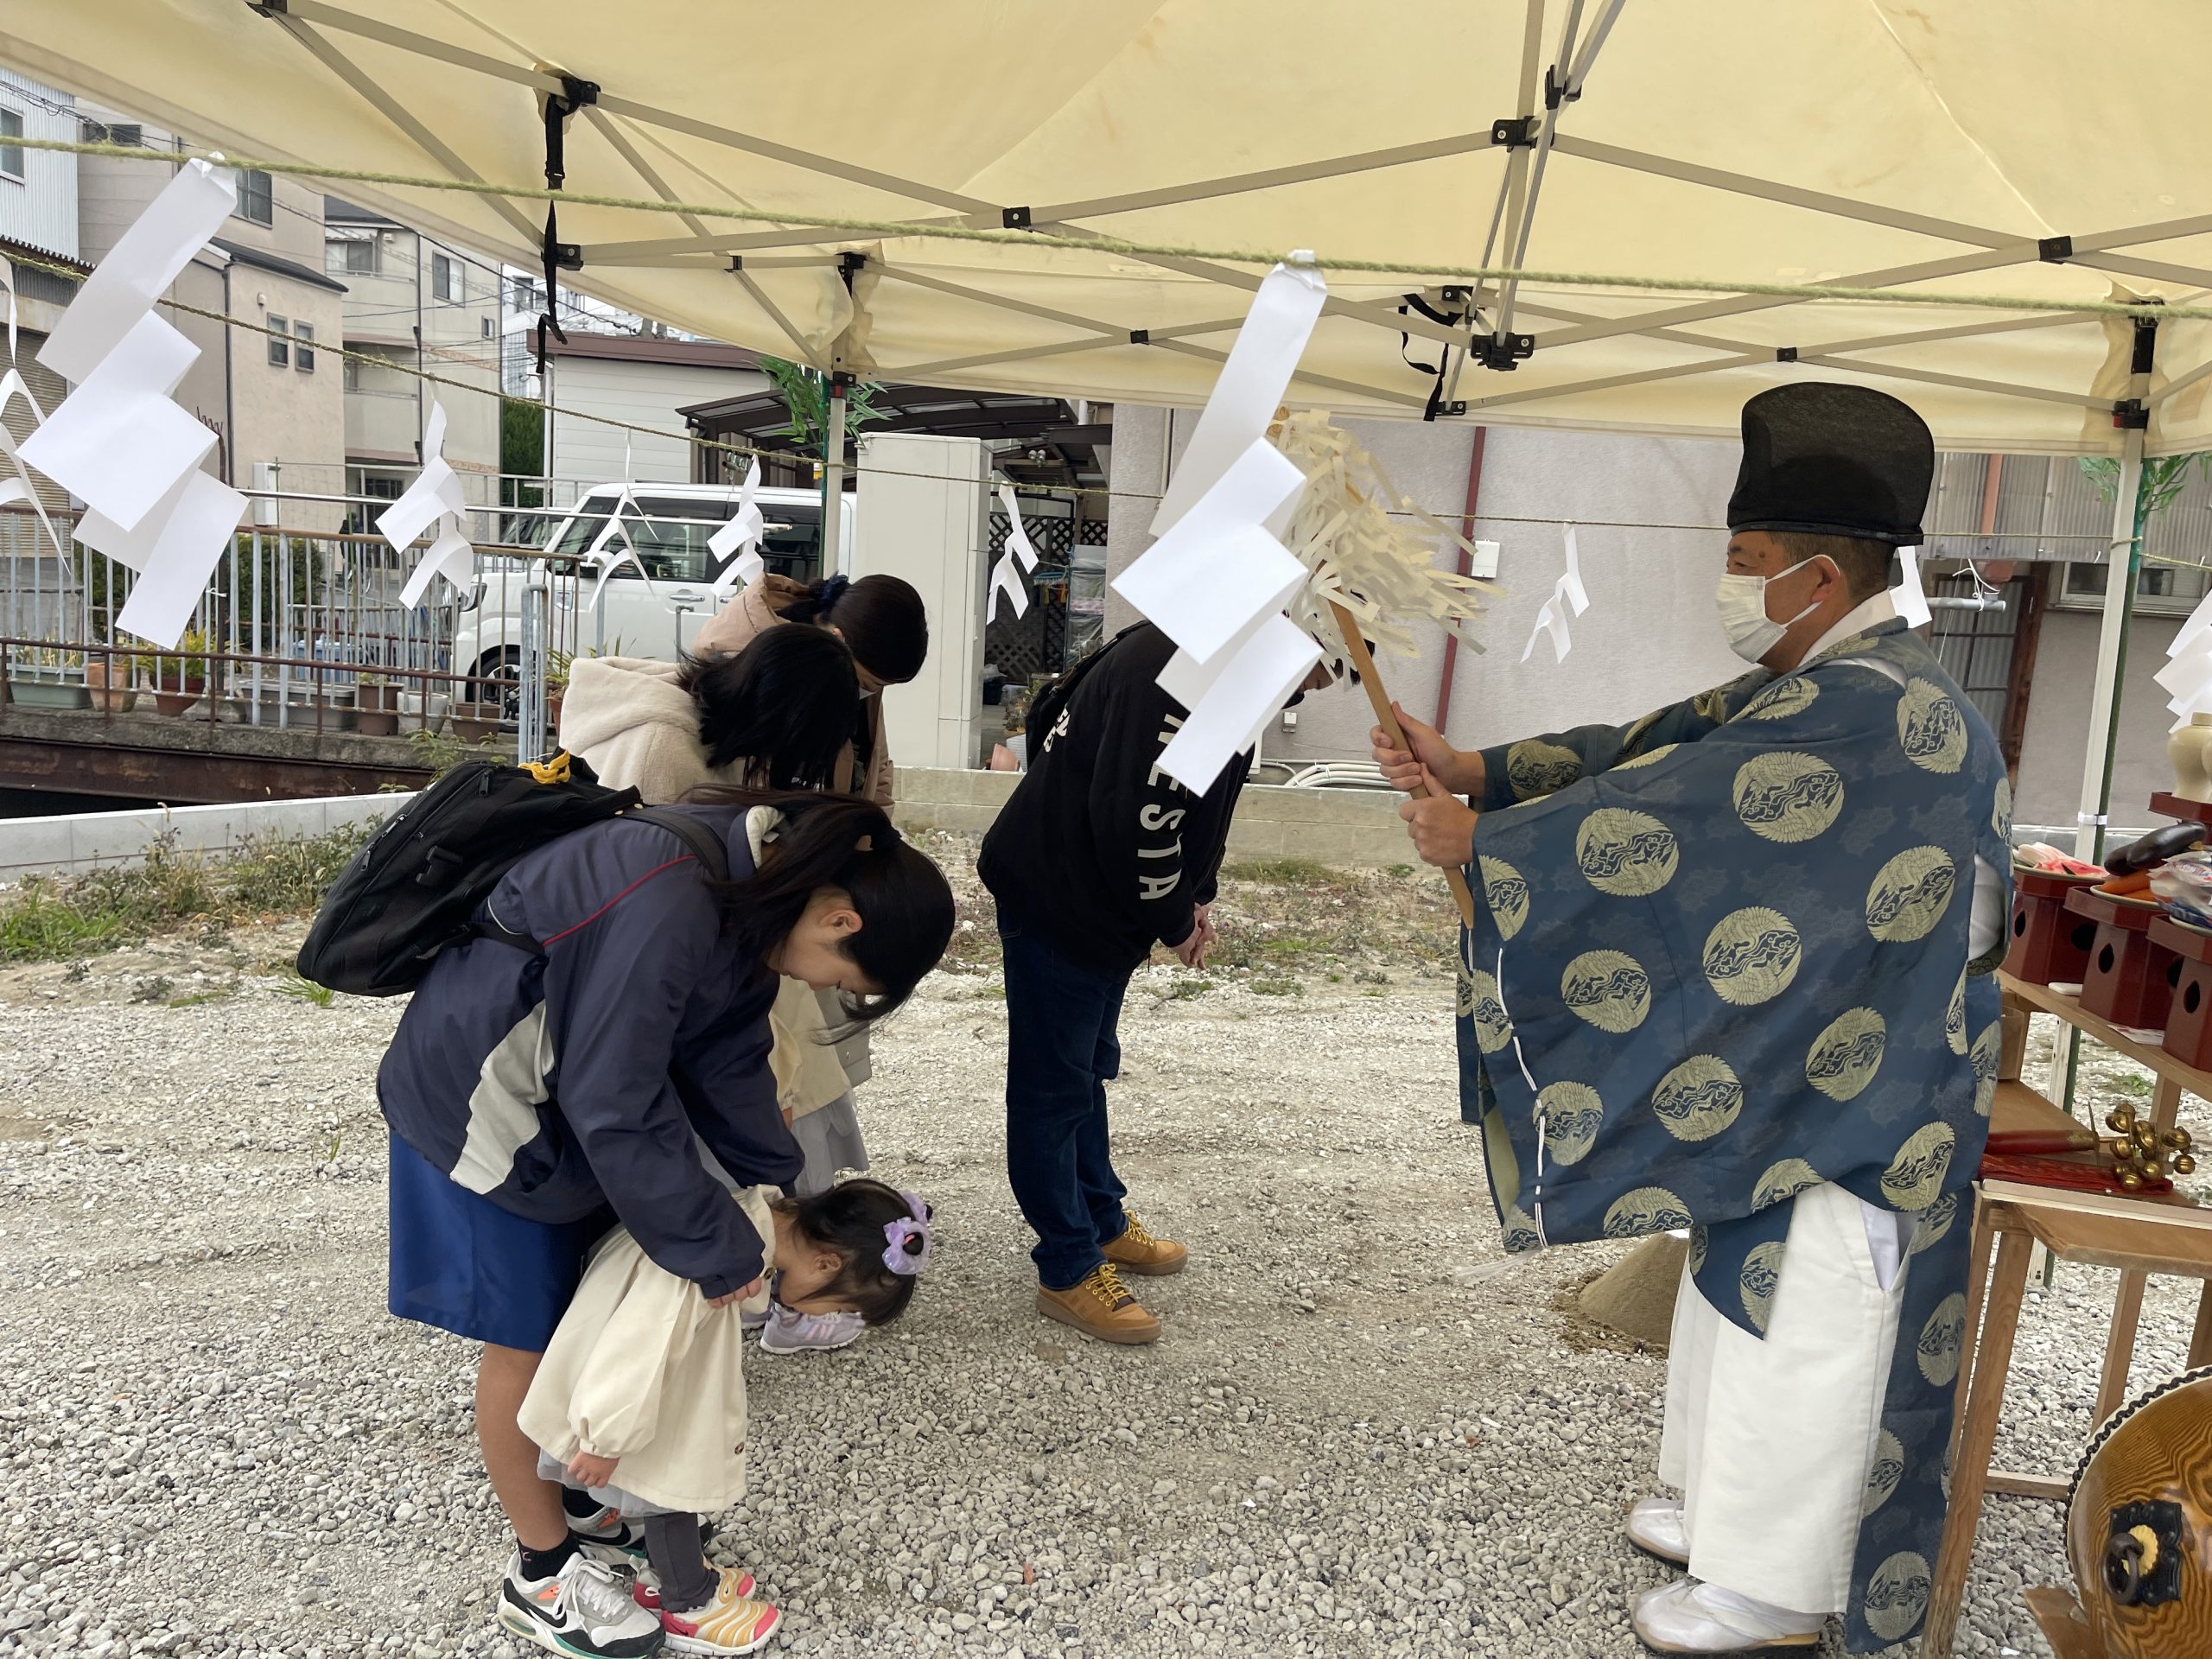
1000, 915, 1132, 1291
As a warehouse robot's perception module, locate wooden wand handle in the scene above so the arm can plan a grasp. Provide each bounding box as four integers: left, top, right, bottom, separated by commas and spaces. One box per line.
1328, 601, 1478, 927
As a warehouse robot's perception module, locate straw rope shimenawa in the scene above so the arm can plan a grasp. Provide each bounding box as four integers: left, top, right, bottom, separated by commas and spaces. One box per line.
10, 133, 2210, 323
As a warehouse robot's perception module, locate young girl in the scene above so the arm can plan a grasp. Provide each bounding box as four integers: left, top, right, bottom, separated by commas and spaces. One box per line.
518, 1179, 931, 1655
378, 791, 952, 1659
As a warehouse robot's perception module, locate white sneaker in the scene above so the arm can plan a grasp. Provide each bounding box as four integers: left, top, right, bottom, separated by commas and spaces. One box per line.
567, 1499, 648, 1566
756, 1302, 865, 1355
1626, 1494, 1690, 1566
1631, 1580, 1822, 1653
497, 1551, 666, 1657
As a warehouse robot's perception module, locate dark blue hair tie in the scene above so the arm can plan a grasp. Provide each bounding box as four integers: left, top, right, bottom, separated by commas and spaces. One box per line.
817, 573, 853, 613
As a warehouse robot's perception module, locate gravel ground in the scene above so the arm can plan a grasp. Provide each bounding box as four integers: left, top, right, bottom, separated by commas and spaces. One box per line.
0, 861, 2205, 1659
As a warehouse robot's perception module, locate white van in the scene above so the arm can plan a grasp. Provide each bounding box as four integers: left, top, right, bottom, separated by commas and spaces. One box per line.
452, 480, 854, 684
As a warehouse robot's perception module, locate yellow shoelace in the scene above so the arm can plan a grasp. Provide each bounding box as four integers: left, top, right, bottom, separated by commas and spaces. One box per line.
1085, 1262, 1135, 1308
1119, 1214, 1158, 1246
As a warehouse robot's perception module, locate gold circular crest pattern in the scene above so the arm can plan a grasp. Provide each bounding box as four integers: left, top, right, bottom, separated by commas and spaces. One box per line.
1604, 1185, 1692, 1238
1502, 1204, 1541, 1253
1807, 1007, 1887, 1100
1507, 740, 1583, 800
1864, 1552, 1933, 1643
1738, 1239, 1786, 1332
1992, 774, 2013, 841
1479, 855, 1530, 943
1701, 907, 1803, 1006
1882, 1122, 1958, 1210
1537, 1082, 1605, 1166
1650, 1055, 1745, 1142
1866, 845, 1958, 943
1575, 808, 1681, 897
1897, 677, 1968, 774
1561, 950, 1653, 1033
1614, 742, 1681, 772
1464, 966, 1513, 1054
1945, 970, 1967, 1056
1916, 1293, 1968, 1389
1753, 1158, 1822, 1210
1865, 1430, 1906, 1516
1969, 1020, 2000, 1117
1909, 1192, 1961, 1257
1687, 1224, 1708, 1275
1738, 677, 1819, 723
1732, 752, 1845, 843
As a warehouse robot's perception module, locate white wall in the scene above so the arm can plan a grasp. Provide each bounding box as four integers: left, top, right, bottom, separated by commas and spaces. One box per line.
543, 357, 766, 484
1105, 406, 1748, 765
856, 434, 988, 770
2014, 607, 2177, 836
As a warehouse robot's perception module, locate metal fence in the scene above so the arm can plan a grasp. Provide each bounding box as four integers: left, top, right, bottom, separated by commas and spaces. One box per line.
0, 491, 588, 760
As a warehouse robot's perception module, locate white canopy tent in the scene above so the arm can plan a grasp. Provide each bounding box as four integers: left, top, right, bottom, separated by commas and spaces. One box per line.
5, 0, 2212, 847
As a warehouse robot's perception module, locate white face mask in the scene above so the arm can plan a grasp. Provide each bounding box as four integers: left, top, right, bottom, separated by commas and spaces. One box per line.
1715, 556, 1829, 663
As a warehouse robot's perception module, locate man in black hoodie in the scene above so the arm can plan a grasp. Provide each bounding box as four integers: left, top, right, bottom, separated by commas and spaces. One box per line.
979, 620, 1331, 1344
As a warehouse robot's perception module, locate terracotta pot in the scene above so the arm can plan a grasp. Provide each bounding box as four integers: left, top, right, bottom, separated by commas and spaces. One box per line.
356, 709, 400, 737
153, 689, 202, 717
85, 660, 137, 714
450, 702, 500, 742
357, 683, 400, 714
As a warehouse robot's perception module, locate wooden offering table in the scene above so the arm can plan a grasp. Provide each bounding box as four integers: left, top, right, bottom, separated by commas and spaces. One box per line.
1921, 976, 2212, 1656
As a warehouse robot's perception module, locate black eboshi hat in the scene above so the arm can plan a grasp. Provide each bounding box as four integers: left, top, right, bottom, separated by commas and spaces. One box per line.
1726, 383, 1935, 546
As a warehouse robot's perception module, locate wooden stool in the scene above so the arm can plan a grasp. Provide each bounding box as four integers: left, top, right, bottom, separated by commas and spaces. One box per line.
2069, 887, 2182, 1031
1922, 1183, 2212, 1656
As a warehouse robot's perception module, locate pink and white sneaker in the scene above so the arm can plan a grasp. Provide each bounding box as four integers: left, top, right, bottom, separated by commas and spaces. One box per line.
756, 1302, 865, 1355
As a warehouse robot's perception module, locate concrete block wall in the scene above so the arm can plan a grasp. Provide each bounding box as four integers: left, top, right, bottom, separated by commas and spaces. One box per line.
890, 766, 1414, 868
0, 792, 408, 882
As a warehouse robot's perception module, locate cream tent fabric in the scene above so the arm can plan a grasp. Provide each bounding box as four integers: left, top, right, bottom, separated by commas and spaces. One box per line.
4, 0, 2211, 456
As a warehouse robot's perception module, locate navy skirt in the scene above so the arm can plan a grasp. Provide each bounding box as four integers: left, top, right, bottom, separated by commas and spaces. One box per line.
387, 1134, 607, 1351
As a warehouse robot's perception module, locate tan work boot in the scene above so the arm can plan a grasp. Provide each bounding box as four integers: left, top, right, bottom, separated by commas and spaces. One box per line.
1102, 1211, 1188, 1276
1038, 1262, 1160, 1344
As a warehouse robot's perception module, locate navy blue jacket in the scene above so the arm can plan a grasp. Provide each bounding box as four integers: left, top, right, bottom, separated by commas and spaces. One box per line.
377, 804, 797, 1296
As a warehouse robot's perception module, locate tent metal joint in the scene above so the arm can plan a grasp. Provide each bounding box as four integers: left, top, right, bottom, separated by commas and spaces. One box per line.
2113, 397, 2150, 430
1472, 332, 1535, 370
1776, 346, 1799, 363
1128, 328, 1150, 345
1543, 64, 1581, 110
2039, 234, 2074, 264
245, 1, 289, 16
1491, 116, 1538, 149
1001, 207, 1033, 229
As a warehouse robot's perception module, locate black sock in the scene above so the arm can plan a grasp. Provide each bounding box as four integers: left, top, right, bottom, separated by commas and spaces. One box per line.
559, 1485, 604, 1522
517, 1534, 581, 1584
645, 1513, 716, 1613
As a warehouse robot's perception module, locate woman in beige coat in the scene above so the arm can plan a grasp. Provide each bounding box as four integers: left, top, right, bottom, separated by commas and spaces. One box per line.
573, 570, 930, 1351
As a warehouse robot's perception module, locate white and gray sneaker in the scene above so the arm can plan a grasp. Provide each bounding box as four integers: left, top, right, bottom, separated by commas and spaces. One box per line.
1626, 1494, 1691, 1567
497, 1551, 666, 1657
756, 1303, 865, 1355
567, 1501, 648, 1566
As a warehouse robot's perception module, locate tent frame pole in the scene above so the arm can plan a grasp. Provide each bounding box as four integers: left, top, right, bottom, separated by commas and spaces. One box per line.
2072, 321, 2158, 862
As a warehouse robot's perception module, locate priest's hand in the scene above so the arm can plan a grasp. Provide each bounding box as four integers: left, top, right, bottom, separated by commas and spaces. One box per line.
1399, 769, 1479, 868
1371, 702, 1481, 796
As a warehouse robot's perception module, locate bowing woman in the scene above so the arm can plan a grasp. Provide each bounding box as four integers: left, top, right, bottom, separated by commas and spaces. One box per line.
376, 790, 953, 1659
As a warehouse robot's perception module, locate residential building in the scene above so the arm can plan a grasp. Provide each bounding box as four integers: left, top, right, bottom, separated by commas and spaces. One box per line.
73, 105, 346, 532
540, 333, 767, 484
323, 200, 502, 520
0, 68, 81, 518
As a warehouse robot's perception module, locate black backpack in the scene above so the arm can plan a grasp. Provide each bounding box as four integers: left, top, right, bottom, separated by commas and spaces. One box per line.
296, 753, 731, 996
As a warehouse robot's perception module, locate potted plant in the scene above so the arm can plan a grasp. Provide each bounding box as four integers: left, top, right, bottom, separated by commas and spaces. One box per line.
137, 627, 212, 717
450, 694, 502, 743
3, 645, 92, 711
84, 649, 137, 714
355, 673, 400, 737
545, 651, 572, 734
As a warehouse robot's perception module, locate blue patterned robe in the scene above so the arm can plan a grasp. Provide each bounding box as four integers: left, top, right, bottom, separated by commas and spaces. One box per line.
1456, 619, 2012, 1651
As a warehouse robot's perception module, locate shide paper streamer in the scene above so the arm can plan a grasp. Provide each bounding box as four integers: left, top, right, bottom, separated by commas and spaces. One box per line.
709, 458, 768, 595
15, 161, 248, 647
